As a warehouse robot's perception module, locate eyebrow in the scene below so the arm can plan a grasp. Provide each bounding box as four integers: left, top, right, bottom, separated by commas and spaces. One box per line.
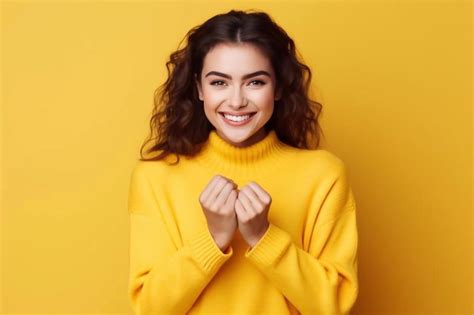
204, 70, 271, 80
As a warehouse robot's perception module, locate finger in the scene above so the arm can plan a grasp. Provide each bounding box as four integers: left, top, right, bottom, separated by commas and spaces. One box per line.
240, 186, 264, 211
200, 175, 223, 202
235, 198, 247, 221
216, 175, 237, 189
237, 190, 256, 216
248, 182, 271, 204
224, 189, 238, 208
213, 182, 235, 211
207, 176, 229, 202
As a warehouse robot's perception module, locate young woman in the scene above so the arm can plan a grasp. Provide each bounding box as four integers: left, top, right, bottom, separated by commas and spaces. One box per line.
127, 9, 359, 315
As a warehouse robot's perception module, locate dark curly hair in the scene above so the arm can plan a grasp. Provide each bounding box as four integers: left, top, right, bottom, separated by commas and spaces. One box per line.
139, 9, 324, 164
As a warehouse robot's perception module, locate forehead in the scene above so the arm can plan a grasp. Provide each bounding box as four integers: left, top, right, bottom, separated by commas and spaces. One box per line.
202, 43, 273, 75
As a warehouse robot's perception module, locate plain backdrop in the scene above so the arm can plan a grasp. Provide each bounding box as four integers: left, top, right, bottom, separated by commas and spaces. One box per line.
1, 0, 472, 314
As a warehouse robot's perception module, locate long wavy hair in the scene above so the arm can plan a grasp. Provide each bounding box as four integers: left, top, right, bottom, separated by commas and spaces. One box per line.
139, 9, 324, 164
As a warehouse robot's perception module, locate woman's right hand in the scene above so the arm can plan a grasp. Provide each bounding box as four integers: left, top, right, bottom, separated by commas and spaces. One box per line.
199, 175, 239, 252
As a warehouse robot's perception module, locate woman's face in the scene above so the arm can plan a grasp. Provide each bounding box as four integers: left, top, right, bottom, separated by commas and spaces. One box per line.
196, 43, 280, 147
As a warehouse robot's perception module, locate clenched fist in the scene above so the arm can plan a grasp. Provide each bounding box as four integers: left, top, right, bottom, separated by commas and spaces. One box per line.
235, 182, 271, 248
199, 175, 238, 252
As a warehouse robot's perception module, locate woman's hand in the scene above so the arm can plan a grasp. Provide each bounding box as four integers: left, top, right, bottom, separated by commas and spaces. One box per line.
199, 175, 238, 252
235, 182, 271, 248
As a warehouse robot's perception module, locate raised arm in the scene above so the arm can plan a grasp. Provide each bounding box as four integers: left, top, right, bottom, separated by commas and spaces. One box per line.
244, 163, 359, 315
127, 163, 233, 314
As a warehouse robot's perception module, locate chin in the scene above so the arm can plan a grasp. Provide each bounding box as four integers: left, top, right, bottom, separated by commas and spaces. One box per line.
223, 128, 264, 147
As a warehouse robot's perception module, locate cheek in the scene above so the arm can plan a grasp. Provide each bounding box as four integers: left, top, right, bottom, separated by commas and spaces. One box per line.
202, 89, 223, 104
203, 102, 221, 122
203, 105, 218, 119
252, 90, 275, 110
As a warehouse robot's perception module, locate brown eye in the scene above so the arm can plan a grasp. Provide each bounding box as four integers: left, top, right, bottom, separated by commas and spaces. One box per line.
249, 80, 265, 86
210, 80, 226, 86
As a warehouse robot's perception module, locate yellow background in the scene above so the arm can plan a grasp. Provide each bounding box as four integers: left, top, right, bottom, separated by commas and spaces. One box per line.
1, 0, 472, 314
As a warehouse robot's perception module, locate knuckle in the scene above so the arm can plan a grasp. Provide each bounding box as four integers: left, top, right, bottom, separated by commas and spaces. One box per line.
198, 194, 205, 204
263, 195, 271, 204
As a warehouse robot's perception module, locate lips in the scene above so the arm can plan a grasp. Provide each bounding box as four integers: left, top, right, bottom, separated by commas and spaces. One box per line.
218, 112, 257, 116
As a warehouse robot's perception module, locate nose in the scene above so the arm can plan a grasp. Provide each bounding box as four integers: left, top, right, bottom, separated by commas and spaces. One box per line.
228, 87, 248, 109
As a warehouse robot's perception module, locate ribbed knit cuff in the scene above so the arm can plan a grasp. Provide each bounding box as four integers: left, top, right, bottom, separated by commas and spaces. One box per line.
244, 223, 292, 267
187, 228, 233, 274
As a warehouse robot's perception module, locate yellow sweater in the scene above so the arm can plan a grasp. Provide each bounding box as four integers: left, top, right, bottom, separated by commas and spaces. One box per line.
127, 129, 359, 315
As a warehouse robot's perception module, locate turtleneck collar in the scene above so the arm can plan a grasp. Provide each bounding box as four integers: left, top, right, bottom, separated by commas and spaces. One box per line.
194, 129, 296, 177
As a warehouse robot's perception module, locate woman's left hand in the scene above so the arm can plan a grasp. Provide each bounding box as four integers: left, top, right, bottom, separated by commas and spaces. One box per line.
235, 181, 271, 248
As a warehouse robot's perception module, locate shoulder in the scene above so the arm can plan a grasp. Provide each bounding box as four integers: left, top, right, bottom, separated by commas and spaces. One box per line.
128, 159, 172, 185
301, 149, 356, 211
293, 148, 348, 177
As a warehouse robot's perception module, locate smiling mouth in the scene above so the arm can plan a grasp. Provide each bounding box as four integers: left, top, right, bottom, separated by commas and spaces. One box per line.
219, 112, 256, 119
219, 112, 257, 125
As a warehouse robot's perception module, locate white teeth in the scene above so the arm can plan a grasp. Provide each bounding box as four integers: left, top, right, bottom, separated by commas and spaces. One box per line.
223, 114, 252, 122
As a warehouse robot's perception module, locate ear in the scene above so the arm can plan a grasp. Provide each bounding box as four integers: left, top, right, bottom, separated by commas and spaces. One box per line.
275, 87, 282, 101
195, 74, 203, 101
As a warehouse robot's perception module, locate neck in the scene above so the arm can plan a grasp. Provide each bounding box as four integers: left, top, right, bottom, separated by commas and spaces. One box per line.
194, 129, 295, 177
215, 128, 268, 148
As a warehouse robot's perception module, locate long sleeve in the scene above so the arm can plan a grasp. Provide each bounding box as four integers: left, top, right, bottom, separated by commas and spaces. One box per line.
244, 163, 359, 315
127, 163, 233, 314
